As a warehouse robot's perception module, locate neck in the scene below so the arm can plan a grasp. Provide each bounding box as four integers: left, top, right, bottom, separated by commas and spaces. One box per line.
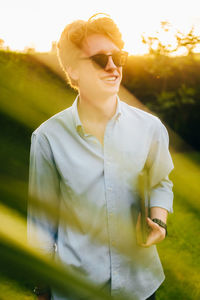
78, 92, 118, 124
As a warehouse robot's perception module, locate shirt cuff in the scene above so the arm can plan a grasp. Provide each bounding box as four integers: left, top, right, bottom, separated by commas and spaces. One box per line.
150, 187, 174, 213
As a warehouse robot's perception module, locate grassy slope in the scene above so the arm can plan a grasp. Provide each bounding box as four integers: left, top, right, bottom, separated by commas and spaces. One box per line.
0, 50, 76, 215
0, 50, 200, 299
0, 50, 76, 299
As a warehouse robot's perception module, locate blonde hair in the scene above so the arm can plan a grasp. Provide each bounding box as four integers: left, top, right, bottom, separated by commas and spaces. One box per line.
57, 15, 124, 90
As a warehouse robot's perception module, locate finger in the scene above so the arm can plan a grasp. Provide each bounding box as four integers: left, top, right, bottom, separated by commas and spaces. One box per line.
145, 226, 165, 246
146, 218, 166, 240
146, 217, 160, 230
140, 236, 156, 247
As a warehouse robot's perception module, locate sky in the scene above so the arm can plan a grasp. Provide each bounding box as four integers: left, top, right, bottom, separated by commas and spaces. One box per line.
0, 0, 200, 54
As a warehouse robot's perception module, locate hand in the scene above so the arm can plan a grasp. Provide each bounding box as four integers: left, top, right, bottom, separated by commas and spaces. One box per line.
136, 213, 166, 247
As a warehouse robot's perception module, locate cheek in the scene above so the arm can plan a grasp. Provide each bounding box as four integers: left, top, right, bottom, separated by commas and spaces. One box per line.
78, 66, 100, 91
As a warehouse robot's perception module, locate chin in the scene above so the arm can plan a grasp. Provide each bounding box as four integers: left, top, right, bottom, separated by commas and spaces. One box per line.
82, 81, 120, 98
102, 84, 120, 96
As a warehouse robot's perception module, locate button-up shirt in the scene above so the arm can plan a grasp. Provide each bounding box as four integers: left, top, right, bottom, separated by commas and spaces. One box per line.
28, 95, 174, 300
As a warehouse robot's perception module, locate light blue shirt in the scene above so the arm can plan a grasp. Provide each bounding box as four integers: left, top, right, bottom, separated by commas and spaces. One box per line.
28, 95, 174, 300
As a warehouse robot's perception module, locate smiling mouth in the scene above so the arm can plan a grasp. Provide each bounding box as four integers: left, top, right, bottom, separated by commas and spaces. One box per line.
102, 75, 119, 83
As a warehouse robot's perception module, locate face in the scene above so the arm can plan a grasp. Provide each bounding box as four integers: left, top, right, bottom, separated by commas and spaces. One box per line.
74, 34, 123, 98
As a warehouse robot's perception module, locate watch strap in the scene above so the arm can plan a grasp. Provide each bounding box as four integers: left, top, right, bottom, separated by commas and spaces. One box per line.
152, 218, 168, 236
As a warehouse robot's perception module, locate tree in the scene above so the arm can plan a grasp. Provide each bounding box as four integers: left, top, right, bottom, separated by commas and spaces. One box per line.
142, 22, 200, 58
175, 26, 200, 56
141, 22, 177, 92
141, 21, 178, 57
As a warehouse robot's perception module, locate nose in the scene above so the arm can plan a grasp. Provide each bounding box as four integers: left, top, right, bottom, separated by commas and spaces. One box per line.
105, 55, 117, 71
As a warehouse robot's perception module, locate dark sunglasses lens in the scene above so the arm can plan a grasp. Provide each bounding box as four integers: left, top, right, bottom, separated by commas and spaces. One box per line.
113, 52, 127, 67
91, 52, 128, 68
91, 54, 108, 68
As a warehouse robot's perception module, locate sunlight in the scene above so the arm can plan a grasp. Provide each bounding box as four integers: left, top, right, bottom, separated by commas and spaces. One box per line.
0, 0, 200, 54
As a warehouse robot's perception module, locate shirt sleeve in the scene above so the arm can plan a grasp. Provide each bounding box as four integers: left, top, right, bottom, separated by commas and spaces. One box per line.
146, 119, 174, 213
27, 131, 61, 255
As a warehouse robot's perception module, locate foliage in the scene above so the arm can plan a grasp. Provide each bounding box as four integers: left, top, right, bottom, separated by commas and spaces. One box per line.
175, 26, 200, 56
141, 21, 178, 57
141, 22, 200, 57
122, 55, 200, 150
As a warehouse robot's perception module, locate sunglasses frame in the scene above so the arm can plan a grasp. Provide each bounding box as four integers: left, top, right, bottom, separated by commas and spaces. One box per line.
81, 51, 128, 69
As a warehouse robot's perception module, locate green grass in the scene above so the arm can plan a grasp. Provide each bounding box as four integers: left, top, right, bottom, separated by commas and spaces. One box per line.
0, 50, 200, 299
0, 50, 76, 299
156, 152, 200, 300
0, 50, 76, 214
0, 50, 76, 129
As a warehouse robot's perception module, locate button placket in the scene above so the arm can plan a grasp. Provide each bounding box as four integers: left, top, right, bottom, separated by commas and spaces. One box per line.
104, 121, 120, 287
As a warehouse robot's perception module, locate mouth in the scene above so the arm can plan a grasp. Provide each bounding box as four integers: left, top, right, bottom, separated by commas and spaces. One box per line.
101, 75, 120, 84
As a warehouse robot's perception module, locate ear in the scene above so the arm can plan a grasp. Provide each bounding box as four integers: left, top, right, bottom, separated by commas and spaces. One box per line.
67, 66, 79, 81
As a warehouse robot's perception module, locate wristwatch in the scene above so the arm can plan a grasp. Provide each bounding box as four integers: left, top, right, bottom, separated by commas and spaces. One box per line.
152, 218, 168, 236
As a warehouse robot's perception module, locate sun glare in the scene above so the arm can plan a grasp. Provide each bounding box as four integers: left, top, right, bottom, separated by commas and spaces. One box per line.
0, 0, 200, 55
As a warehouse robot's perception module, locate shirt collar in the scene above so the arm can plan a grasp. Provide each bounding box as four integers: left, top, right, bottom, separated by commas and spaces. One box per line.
114, 95, 122, 120
72, 94, 122, 133
72, 95, 82, 127
71, 95, 84, 136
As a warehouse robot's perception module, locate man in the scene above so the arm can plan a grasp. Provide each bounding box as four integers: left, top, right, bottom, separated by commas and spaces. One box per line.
28, 14, 174, 300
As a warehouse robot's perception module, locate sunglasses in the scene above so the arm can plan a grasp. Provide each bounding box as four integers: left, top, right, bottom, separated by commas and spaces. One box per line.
81, 51, 128, 69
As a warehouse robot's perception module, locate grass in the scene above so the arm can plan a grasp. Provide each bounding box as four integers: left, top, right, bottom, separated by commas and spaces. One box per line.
0, 50, 200, 299
0, 50, 76, 214
0, 276, 34, 300
0, 50, 76, 129
156, 152, 200, 299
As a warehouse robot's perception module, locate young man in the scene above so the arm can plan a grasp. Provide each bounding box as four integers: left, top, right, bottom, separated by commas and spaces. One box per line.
28, 15, 174, 300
